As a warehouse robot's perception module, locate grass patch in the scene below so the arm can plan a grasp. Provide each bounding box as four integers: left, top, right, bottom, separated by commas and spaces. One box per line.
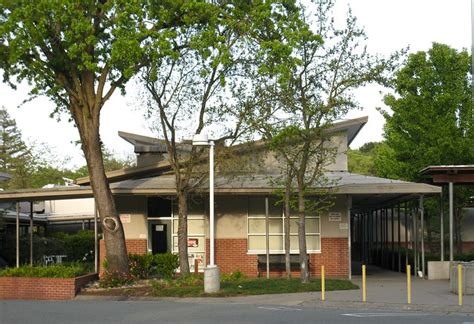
151, 274, 358, 297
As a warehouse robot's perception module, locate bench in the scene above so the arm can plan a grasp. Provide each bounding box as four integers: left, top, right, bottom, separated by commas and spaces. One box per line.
257, 254, 310, 276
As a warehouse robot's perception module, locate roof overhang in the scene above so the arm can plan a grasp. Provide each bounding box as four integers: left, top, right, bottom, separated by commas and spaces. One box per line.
420, 165, 474, 184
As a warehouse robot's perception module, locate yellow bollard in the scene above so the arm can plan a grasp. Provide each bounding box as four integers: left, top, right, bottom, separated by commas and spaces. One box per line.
458, 264, 463, 306
362, 264, 366, 302
406, 265, 411, 304
321, 265, 325, 301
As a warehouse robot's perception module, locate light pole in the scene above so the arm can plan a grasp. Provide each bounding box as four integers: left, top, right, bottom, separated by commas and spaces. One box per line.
192, 133, 220, 293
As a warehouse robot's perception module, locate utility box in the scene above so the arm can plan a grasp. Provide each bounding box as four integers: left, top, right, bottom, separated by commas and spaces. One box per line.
450, 262, 474, 295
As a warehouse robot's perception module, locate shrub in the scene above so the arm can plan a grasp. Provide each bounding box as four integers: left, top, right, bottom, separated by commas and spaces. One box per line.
154, 253, 179, 279
99, 271, 134, 288
129, 254, 155, 279
0, 264, 88, 278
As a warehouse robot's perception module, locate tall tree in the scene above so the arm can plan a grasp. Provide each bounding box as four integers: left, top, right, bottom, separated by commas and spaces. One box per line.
142, 1, 301, 274
379, 43, 474, 253
245, 0, 400, 282
0, 1, 221, 274
0, 107, 33, 189
379, 43, 473, 180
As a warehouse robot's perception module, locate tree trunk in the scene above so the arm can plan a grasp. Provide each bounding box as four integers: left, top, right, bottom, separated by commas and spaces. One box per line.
177, 190, 190, 275
79, 117, 129, 274
297, 188, 309, 283
284, 182, 291, 279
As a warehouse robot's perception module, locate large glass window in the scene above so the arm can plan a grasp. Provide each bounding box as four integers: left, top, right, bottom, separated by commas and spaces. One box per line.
247, 197, 321, 254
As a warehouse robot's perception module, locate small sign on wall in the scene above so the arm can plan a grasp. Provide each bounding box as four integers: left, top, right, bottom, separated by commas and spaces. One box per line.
188, 238, 199, 247
155, 225, 164, 231
329, 212, 341, 222
339, 223, 348, 230
120, 214, 131, 223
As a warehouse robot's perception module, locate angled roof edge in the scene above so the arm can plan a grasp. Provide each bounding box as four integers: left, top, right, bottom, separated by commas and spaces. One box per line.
77, 116, 369, 185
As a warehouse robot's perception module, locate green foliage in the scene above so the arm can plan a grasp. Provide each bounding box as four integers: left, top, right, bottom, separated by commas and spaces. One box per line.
128, 253, 155, 279
128, 253, 179, 279
99, 271, 134, 288
0, 230, 94, 266
0, 107, 34, 189
154, 253, 179, 279
0, 264, 88, 278
379, 43, 473, 182
220, 270, 246, 284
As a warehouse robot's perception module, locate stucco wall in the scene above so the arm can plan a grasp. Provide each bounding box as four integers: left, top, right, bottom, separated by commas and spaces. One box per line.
215, 196, 248, 239
320, 196, 349, 238
115, 196, 148, 240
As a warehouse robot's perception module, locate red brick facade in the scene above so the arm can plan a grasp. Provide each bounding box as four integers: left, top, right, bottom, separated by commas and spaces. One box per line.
205, 237, 348, 278
0, 273, 98, 300
99, 239, 147, 276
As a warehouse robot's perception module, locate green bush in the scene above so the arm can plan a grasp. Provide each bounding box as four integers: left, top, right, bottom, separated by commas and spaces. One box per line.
127, 253, 179, 279
154, 253, 179, 279
0, 230, 95, 266
99, 271, 134, 288
0, 264, 88, 278
129, 253, 155, 279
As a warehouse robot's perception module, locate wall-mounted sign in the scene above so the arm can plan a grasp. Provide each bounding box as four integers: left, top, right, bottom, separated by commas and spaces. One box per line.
329, 212, 341, 222
139, 234, 147, 239
155, 225, 164, 231
339, 223, 348, 230
188, 238, 199, 247
120, 214, 131, 223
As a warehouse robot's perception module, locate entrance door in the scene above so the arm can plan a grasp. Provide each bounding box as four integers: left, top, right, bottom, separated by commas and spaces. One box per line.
151, 224, 168, 254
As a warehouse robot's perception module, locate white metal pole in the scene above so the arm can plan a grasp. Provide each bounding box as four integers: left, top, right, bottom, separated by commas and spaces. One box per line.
449, 182, 454, 263
420, 195, 425, 278
440, 191, 444, 262
209, 141, 215, 266
16, 201, 19, 268
265, 197, 269, 279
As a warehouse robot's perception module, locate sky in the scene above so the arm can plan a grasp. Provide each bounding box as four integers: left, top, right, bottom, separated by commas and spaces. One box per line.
0, 0, 472, 169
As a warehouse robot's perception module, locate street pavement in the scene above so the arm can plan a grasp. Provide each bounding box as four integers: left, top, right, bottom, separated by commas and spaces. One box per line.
0, 300, 473, 324
2, 267, 474, 323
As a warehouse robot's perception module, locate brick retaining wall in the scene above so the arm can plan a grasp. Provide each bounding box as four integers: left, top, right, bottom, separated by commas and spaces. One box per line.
99, 239, 147, 276
0, 273, 98, 300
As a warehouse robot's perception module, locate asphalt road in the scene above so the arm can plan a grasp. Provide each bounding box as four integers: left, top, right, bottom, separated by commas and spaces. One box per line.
1, 300, 473, 324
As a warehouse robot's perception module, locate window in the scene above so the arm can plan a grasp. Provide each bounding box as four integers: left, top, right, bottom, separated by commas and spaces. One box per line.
247, 197, 321, 254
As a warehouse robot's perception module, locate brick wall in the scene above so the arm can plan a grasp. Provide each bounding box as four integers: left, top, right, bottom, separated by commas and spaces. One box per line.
0, 273, 98, 300
205, 239, 258, 277
205, 237, 348, 278
99, 239, 147, 276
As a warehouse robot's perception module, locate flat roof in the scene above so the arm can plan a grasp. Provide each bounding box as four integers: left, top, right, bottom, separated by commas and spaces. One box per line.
420, 165, 474, 174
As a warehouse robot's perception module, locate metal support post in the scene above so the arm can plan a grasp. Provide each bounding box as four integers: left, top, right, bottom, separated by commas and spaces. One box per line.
94, 201, 98, 273
265, 197, 270, 279
405, 202, 408, 268
16, 201, 19, 268
398, 203, 401, 272
391, 206, 395, 270
420, 195, 425, 278
440, 191, 444, 262
449, 182, 454, 263
29, 201, 33, 266
413, 203, 417, 276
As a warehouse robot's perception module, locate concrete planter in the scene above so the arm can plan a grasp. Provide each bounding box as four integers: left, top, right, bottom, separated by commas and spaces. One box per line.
450, 262, 474, 295
427, 261, 450, 280
0, 273, 98, 300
